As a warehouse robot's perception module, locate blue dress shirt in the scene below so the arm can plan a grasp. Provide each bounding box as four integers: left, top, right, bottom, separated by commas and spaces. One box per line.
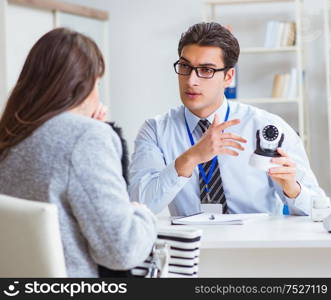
129, 98, 325, 216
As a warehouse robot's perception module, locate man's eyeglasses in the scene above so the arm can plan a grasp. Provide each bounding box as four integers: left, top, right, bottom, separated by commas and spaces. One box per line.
173, 60, 232, 79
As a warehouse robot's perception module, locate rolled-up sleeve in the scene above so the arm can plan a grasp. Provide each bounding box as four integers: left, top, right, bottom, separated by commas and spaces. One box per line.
129, 120, 189, 214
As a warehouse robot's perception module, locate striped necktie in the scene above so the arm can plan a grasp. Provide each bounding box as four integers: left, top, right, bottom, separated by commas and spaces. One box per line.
198, 119, 228, 214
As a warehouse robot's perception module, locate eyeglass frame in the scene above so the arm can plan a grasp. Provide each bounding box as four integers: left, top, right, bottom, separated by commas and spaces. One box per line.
173, 60, 233, 79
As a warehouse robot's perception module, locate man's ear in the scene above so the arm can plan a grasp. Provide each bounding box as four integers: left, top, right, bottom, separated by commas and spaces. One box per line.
223, 67, 235, 88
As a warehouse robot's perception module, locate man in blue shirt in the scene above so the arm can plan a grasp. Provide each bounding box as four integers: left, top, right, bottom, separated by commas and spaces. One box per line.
129, 22, 325, 216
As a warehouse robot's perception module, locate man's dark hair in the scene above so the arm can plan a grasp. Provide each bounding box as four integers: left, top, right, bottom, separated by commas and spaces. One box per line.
178, 22, 240, 69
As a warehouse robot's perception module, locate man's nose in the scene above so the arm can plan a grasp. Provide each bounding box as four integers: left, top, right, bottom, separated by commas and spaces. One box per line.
187, 69, 200, 86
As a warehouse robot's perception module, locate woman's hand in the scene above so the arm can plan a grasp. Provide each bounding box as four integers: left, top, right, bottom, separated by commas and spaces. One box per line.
92, 103, 108, 122
131, 201, 148, 209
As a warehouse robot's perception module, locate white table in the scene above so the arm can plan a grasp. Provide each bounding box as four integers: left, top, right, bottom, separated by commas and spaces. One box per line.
158, 215, 331, 277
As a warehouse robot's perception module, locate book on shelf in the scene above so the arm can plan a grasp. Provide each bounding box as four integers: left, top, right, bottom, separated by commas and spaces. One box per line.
224, 24, 238, 100
287, 68, 297, 99
264, 21, 296, 48
271, 74, 284, 98
271, 68, 298, 99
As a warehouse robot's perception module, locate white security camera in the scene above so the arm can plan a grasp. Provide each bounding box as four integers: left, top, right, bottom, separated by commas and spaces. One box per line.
249, 124, 285, 171
259, 125, 284, 152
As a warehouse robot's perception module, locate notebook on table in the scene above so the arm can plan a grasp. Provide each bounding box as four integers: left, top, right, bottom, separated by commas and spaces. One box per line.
171, 213, 269, 225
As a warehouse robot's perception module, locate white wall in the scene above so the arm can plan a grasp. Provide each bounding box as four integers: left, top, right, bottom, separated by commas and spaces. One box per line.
0, 2, 110, 113
39, 0, 331, 195
6, 4, 54, 94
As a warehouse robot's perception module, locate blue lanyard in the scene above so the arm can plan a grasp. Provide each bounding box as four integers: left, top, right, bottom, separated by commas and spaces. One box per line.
184, 103, 230, 193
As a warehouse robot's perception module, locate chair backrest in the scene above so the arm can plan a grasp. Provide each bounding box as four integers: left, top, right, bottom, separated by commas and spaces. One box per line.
0, 194, 67, 277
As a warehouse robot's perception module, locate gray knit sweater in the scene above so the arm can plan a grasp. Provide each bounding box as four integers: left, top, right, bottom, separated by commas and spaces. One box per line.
0, 112, 157, 277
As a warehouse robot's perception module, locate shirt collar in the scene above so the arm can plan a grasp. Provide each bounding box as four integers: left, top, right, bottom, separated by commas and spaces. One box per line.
184, 97, 229, 133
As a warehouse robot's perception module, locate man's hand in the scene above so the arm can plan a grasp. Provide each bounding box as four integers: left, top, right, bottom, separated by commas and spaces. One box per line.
175, 114, 247, 177
268, 148, 301, 198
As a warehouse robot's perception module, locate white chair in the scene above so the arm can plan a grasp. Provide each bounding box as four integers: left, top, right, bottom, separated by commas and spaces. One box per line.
0, 194, 67, 277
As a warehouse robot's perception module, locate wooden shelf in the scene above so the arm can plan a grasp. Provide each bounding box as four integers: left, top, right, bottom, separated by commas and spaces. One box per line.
235, 97, 299, 104
241, 46, 298, 54
8, 0, 109, 20
207, 0, 296, 5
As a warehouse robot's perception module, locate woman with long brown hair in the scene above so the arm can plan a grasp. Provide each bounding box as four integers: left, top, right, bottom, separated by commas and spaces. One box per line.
0, 28, 156, 277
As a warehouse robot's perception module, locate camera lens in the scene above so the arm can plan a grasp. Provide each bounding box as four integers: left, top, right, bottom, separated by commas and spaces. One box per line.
262, 125, 278, 141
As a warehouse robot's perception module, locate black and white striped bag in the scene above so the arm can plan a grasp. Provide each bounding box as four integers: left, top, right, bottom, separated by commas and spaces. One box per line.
132, 227, 203, 278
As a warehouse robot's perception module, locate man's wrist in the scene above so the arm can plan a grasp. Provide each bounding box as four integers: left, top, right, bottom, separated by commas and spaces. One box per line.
175, 149, 199, 177
283, 181, 301, 199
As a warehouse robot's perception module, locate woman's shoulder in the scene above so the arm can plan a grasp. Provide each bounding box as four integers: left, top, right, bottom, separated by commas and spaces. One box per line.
33, 112, 118, 153
51, 111, 107, 129
43, 112, 114, 139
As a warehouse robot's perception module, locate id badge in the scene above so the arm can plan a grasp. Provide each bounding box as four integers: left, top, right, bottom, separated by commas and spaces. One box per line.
201, 203, 223, 214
